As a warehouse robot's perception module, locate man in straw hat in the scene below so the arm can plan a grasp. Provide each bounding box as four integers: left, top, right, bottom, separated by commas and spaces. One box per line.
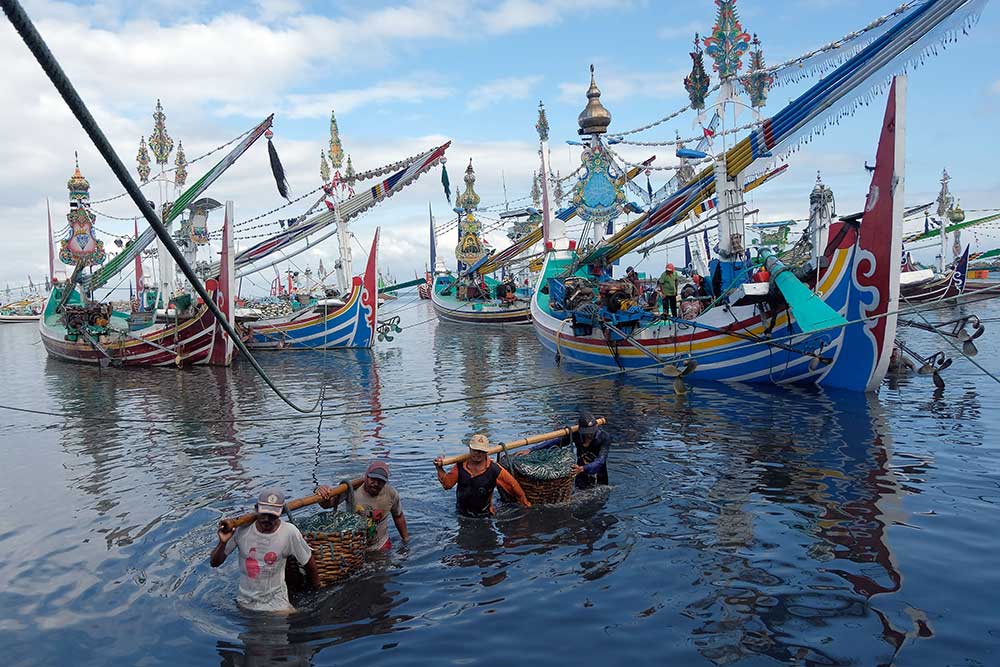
211, 489, 320, 612
315, 460, 409, 552
434, 434, 531, 517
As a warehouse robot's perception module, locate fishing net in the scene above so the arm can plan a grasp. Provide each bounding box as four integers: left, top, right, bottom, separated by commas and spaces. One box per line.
500, 446, 577, 504
295, 511, 366, 533
504, 446, 576, 480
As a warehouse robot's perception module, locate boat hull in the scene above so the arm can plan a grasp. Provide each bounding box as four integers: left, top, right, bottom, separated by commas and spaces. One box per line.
430, 274, 531, 325
243, 230, 379, 350
39, 280, 227, 367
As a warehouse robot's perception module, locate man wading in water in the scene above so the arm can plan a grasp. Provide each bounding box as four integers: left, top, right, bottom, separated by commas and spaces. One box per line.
434, 434, 531, 517
210, 490, 320, 612
315, 460, 409, 552
522, 411, 611, 489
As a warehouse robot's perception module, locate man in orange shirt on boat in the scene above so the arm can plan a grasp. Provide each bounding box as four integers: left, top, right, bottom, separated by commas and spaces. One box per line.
434, 434, 531, 517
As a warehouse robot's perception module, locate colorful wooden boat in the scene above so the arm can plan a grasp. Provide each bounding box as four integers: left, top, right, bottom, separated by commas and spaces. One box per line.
899, 244, 968, 304
531, 77, 907, 392
242, 230, 379, 349
430, 273, 531, 325
39, 166, 236, 367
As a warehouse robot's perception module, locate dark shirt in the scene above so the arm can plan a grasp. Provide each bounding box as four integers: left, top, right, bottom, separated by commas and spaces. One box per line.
532, 428, 611, 489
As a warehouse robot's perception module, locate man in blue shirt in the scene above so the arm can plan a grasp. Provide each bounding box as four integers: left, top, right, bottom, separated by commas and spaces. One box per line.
527, 411, 611, 489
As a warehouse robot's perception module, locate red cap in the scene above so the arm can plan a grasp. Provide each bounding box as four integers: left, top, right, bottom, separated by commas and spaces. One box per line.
365, 460, 389, 482
666, 263, 675, 271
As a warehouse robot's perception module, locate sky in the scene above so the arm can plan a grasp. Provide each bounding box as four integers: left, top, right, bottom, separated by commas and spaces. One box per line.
1, 0, 998, 297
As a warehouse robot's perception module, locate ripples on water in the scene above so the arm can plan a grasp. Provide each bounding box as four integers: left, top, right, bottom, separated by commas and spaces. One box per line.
1, 296, 999, 665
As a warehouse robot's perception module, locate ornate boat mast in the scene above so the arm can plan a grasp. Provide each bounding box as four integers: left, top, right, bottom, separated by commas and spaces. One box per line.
325, 110, 353, 294
137, 99, 184, 309
704, 0, 750, 263
573, 66, 625, 249
935, 168, 953, 273
808, 171, 835, 269
59, 155, 106, 292
454, 159, 486, 273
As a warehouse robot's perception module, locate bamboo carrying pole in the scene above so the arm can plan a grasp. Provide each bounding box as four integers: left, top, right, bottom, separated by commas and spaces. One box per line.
436, 418, 608, 467
220, 478, 364, 531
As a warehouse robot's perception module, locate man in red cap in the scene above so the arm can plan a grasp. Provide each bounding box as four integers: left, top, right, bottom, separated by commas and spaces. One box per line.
657, 262, 678, 318
315, 461, 409, 552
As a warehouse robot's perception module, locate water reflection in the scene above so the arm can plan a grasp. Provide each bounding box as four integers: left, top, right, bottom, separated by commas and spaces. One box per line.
662, 386, 925, 665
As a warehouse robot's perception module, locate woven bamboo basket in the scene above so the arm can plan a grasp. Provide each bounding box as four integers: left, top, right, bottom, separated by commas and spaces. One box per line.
509, 469, 576, 504
499, 446, 576, 504
286, 512, 367, 589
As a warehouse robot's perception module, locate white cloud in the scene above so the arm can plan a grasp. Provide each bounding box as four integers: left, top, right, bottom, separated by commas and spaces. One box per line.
466, 76, 543, 111
558, 66, 687, 106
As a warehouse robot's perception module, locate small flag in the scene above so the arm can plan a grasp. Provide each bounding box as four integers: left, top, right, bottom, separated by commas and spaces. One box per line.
701, 124, 715, 138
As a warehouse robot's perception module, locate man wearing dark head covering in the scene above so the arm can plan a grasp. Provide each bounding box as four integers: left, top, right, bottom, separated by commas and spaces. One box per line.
525, 411, 611, 489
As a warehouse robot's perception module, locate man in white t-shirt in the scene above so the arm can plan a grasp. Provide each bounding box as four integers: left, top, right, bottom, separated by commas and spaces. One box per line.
211, 489, 320, 612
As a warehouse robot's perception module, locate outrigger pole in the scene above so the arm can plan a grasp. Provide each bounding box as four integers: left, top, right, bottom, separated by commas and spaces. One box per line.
2, 0, 318, 414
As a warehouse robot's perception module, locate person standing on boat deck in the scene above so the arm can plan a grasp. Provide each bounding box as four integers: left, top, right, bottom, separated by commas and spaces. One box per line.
524, 411, 611, 490
210, 489, 319, 612
624, 266, 642, 299
315, 461, 409, 552
658, 263, 679, 318
434, 434, 531, 517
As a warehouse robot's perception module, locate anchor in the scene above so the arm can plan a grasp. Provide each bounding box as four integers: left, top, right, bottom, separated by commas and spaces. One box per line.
898, 314, 985, 357
376, 316, 402, 342
896, 340, 952, 389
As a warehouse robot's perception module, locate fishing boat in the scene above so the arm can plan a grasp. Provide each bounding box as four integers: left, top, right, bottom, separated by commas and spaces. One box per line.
898, 169, 978, 302
525, 0, 965, 393
242, 230, 379, 349
899, 244, 968, 304
38, 106, 278, 367
224, 131, 450, 348
0, 297, 44, 322
430, 160, 533, 325
39, 160, 236, 366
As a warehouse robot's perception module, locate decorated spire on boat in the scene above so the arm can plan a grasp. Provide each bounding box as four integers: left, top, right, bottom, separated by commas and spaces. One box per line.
455, 159, 486, 269
531, 171, 541, 207
344, 155, 356, 182
328, 110, 344, 171
535, 100, 549, 142
174, 140, 187, 189
554, 171, 564, 206
136, 136, 150, 184
936, 168, 953, 218
578, 64, 612, 136
684, 33, 710, 112
572, 66, 626, 241
740, 34, 773, 109
320, 150, 330, 183
59, 155, 105, 266
703, 0, 751, 79
148, 99, 174, 166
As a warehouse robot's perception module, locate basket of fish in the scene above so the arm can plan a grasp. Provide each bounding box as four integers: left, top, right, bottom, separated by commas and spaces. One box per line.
286, 511, 367, 588
500, 446, 576, 504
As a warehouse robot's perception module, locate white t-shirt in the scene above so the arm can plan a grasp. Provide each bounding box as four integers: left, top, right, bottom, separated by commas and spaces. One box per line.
224, 521, 312, 612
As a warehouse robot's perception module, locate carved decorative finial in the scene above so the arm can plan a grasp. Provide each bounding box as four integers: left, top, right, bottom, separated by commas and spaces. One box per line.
578, 64, 612, 136
536, 100, 550, 142
149, 99, 174, 166
704, 0, 751, 79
